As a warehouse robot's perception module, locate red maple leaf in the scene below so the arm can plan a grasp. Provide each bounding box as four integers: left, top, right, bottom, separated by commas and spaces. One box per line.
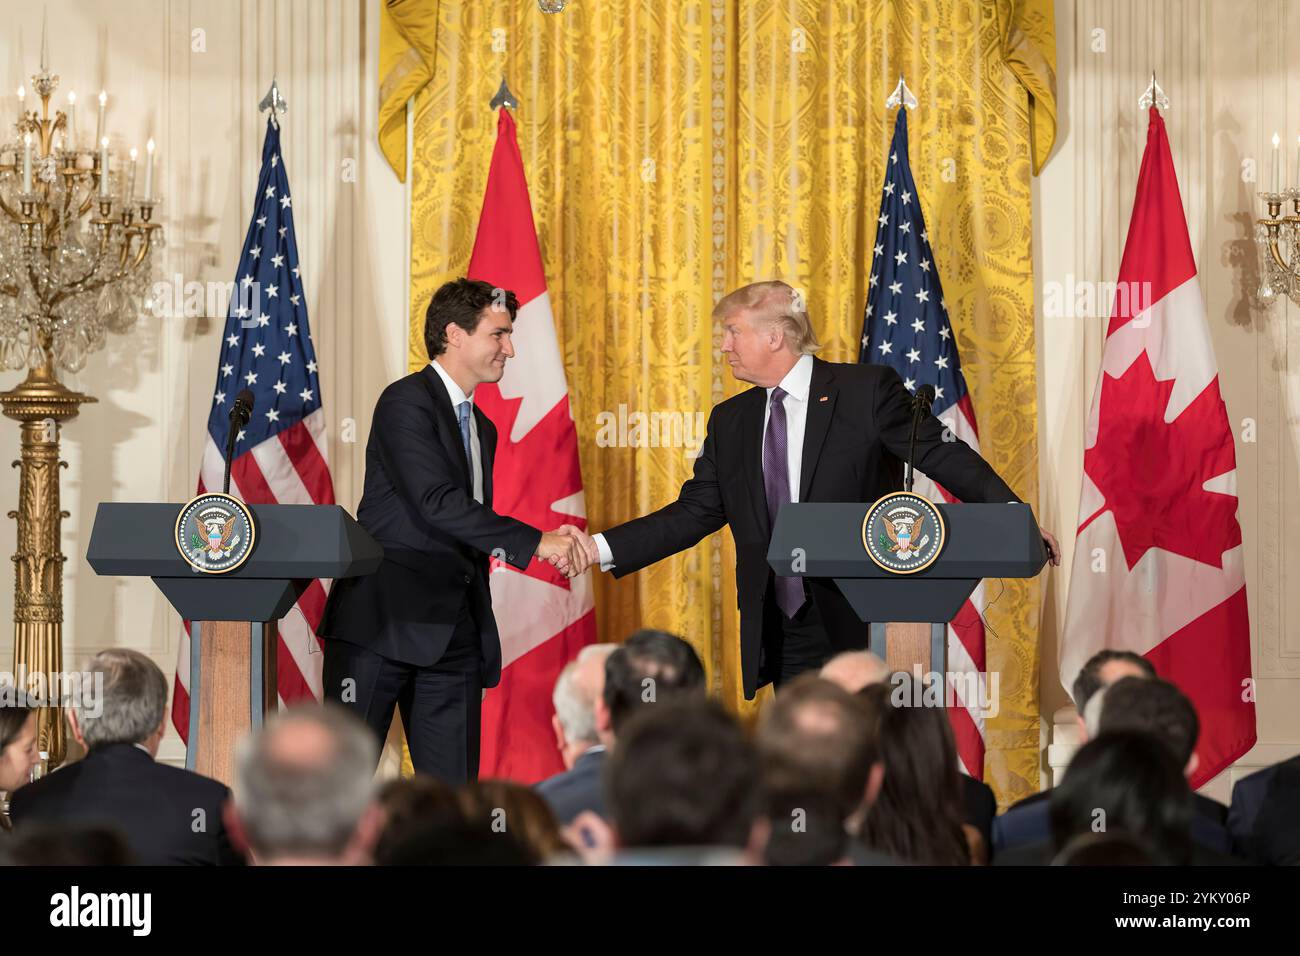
475, 384, 586, 589
1082, 349, 1241, 570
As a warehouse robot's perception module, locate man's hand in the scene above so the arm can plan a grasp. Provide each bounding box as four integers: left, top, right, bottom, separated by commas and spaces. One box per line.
1042, 529, 1061, 567
536, 530, 587, 577
554, 524, 600, 568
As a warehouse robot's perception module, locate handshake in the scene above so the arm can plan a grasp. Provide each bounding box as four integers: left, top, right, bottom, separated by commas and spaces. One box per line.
534, 524, 601, 578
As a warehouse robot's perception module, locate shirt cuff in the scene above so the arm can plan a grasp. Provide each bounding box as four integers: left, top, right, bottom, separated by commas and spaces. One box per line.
593, 533, 615, 572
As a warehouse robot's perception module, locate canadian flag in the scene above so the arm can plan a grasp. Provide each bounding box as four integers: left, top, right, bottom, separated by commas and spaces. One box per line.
1060, 107, 1256, 787
466, 108, 597, 783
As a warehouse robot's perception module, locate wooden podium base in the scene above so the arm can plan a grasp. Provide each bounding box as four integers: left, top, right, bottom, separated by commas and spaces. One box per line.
869, 621, 947, 688
187, 620, 278, 786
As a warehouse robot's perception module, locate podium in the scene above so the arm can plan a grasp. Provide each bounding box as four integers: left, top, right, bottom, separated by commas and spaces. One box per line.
767, 501, 1045, 683
86, 502, 382, 784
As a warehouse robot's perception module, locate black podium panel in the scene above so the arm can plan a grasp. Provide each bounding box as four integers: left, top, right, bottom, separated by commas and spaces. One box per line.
767, 502, 1046, 623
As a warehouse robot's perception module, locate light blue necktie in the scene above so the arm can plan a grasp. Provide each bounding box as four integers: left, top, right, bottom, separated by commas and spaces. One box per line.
457, 400, 473, 468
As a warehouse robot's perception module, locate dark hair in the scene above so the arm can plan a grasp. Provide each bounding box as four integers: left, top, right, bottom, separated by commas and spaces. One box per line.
757, 675, 877, 865
1051, 831, 1157, 866
458, 779, 566, 861
855, 678, 970, 865
603, 629, 706, 735
1071, 650, 1156, 714
373, 775, 463, 865
423, 278, 518, 358
3, 824, 136, 865
1049, 732, 1194, 866
606, 697, 760, 850
377, 819, 536, 866
0, 685, 36, 832
1096, 676, 1199, 768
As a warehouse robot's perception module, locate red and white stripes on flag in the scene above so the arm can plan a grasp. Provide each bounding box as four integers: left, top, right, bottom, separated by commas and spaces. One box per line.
911, 399, 989, 780
1060, 107, 1255, 786
466, 108, 597, 783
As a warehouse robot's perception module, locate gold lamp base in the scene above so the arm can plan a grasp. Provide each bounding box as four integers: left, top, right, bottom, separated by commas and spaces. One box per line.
0, 360, 95, 769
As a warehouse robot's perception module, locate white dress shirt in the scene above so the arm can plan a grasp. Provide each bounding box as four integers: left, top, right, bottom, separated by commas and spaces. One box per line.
429, 359, 484, 504
594, 353, 814, 571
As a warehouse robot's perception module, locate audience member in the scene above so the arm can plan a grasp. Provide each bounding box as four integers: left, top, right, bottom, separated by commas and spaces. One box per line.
756, 675, 888, 865
535, 643, 616, 824
0, 685, 39, 836
857, 678, 978, 865
820, 651, 888, 694
373, 775, 463, 865
1228, 754, 1300, 864
227, 704, 381, 865
460, 779, 567, 862
0, 823, 135, 866
1050, 831, 1156, 866
8, 650, 239, 865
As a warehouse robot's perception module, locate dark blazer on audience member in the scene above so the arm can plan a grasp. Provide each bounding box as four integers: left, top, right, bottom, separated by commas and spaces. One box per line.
1229, 756, 1300, 865
992, 787, 1231, 861
535, 746, 607, 825
7, 743, 240, 866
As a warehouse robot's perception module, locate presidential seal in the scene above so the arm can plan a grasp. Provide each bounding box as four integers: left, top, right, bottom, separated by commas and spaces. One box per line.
174, 492, 257, 574
861, 491, 945, 574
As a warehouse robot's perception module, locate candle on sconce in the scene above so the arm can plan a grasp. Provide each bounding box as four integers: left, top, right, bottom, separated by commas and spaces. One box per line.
66, 91, 76, 150
17, 84, 25, 121
22, 133, 32, 194
144, 138, 155, 200
126, 147, 137, 201
99, 136, 110, 197
1272, 132, 1281, 193
96, 90, 106, 146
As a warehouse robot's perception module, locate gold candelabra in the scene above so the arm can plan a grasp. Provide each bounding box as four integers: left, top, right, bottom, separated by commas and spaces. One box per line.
0, 47, 161, 767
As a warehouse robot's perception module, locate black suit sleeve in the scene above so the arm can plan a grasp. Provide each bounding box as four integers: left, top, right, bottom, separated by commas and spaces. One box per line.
601, 407, 727, 577
373, 393, 541, 569
872, 365, 1019, 504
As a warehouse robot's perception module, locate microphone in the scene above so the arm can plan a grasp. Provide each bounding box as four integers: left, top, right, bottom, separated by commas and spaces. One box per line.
230, 388, 255, 428
904, 385, 936, 493
223, 389, 255, 495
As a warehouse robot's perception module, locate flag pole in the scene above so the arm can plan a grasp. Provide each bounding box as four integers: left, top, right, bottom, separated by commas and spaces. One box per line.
259, 78, 288, 127
885, 75, 918, 110
490, 77, 518, 111
1139, 71, 1169, 110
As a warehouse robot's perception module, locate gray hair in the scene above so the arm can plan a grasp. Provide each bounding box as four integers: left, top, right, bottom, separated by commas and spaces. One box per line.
75, 649, 168, 748
552, 643, 617, 746
233, 704, 378, 860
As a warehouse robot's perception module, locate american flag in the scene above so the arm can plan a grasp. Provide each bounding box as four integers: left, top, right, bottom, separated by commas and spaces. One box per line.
171, 118, 335, 739
859, 107, 989, 780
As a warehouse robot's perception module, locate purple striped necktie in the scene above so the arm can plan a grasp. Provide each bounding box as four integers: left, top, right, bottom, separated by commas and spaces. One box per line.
762, 386, 805, 619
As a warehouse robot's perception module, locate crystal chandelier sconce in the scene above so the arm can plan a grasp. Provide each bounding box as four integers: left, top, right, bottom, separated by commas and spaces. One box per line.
1255, 132, 1300, 305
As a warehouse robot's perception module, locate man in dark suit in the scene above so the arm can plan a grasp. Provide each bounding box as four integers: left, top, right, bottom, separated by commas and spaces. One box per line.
319, 278, 586, 784
1227, 754, 1300, 863
8, 649, 240, 866
563, 281, 1057, 698
535, 643, 615, 825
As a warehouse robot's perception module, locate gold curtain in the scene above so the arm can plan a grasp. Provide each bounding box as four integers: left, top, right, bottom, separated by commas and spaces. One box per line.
385, 0, 1055, 805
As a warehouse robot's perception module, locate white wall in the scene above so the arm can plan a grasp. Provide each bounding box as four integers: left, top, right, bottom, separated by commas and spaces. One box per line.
0, 0, 408, 766
1036, 0, 1300, 800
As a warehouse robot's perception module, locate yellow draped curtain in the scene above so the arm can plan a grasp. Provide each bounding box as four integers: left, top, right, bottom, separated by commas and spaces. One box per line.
381, 0, 1055, 805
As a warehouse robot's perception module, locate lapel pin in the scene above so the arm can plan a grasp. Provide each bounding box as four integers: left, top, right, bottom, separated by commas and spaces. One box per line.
819, 395, 828, 402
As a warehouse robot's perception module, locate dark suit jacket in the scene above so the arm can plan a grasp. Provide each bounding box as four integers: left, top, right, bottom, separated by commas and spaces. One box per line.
319, 365, 542, 682
601, 358, 1019, 698
535, 746, 607, 825
8, 743, 240, 866
1229, 756, 1300, 865
992, 787, 1232, 861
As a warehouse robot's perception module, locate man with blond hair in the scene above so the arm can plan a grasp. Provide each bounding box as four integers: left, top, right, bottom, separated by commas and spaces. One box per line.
561, 281, 1057, 698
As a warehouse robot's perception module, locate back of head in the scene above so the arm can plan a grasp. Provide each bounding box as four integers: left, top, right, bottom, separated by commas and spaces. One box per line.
607, 697, 760, 850
820, 651, 888, 694
374, 775, 462, 865
757, 676, 876, 865
1071, 649, 1156, 714
856, 677, 968, 865
1050, 732, 1193, 865
233, 704, 378, 863
1096, 676, 1199, 768
552, 642, 617, 747
1051, 831, 1157, 866
4, 823, 136, 866
603, 629, 705, 735
75, 649, 168, 749
458, 779, 566, 862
